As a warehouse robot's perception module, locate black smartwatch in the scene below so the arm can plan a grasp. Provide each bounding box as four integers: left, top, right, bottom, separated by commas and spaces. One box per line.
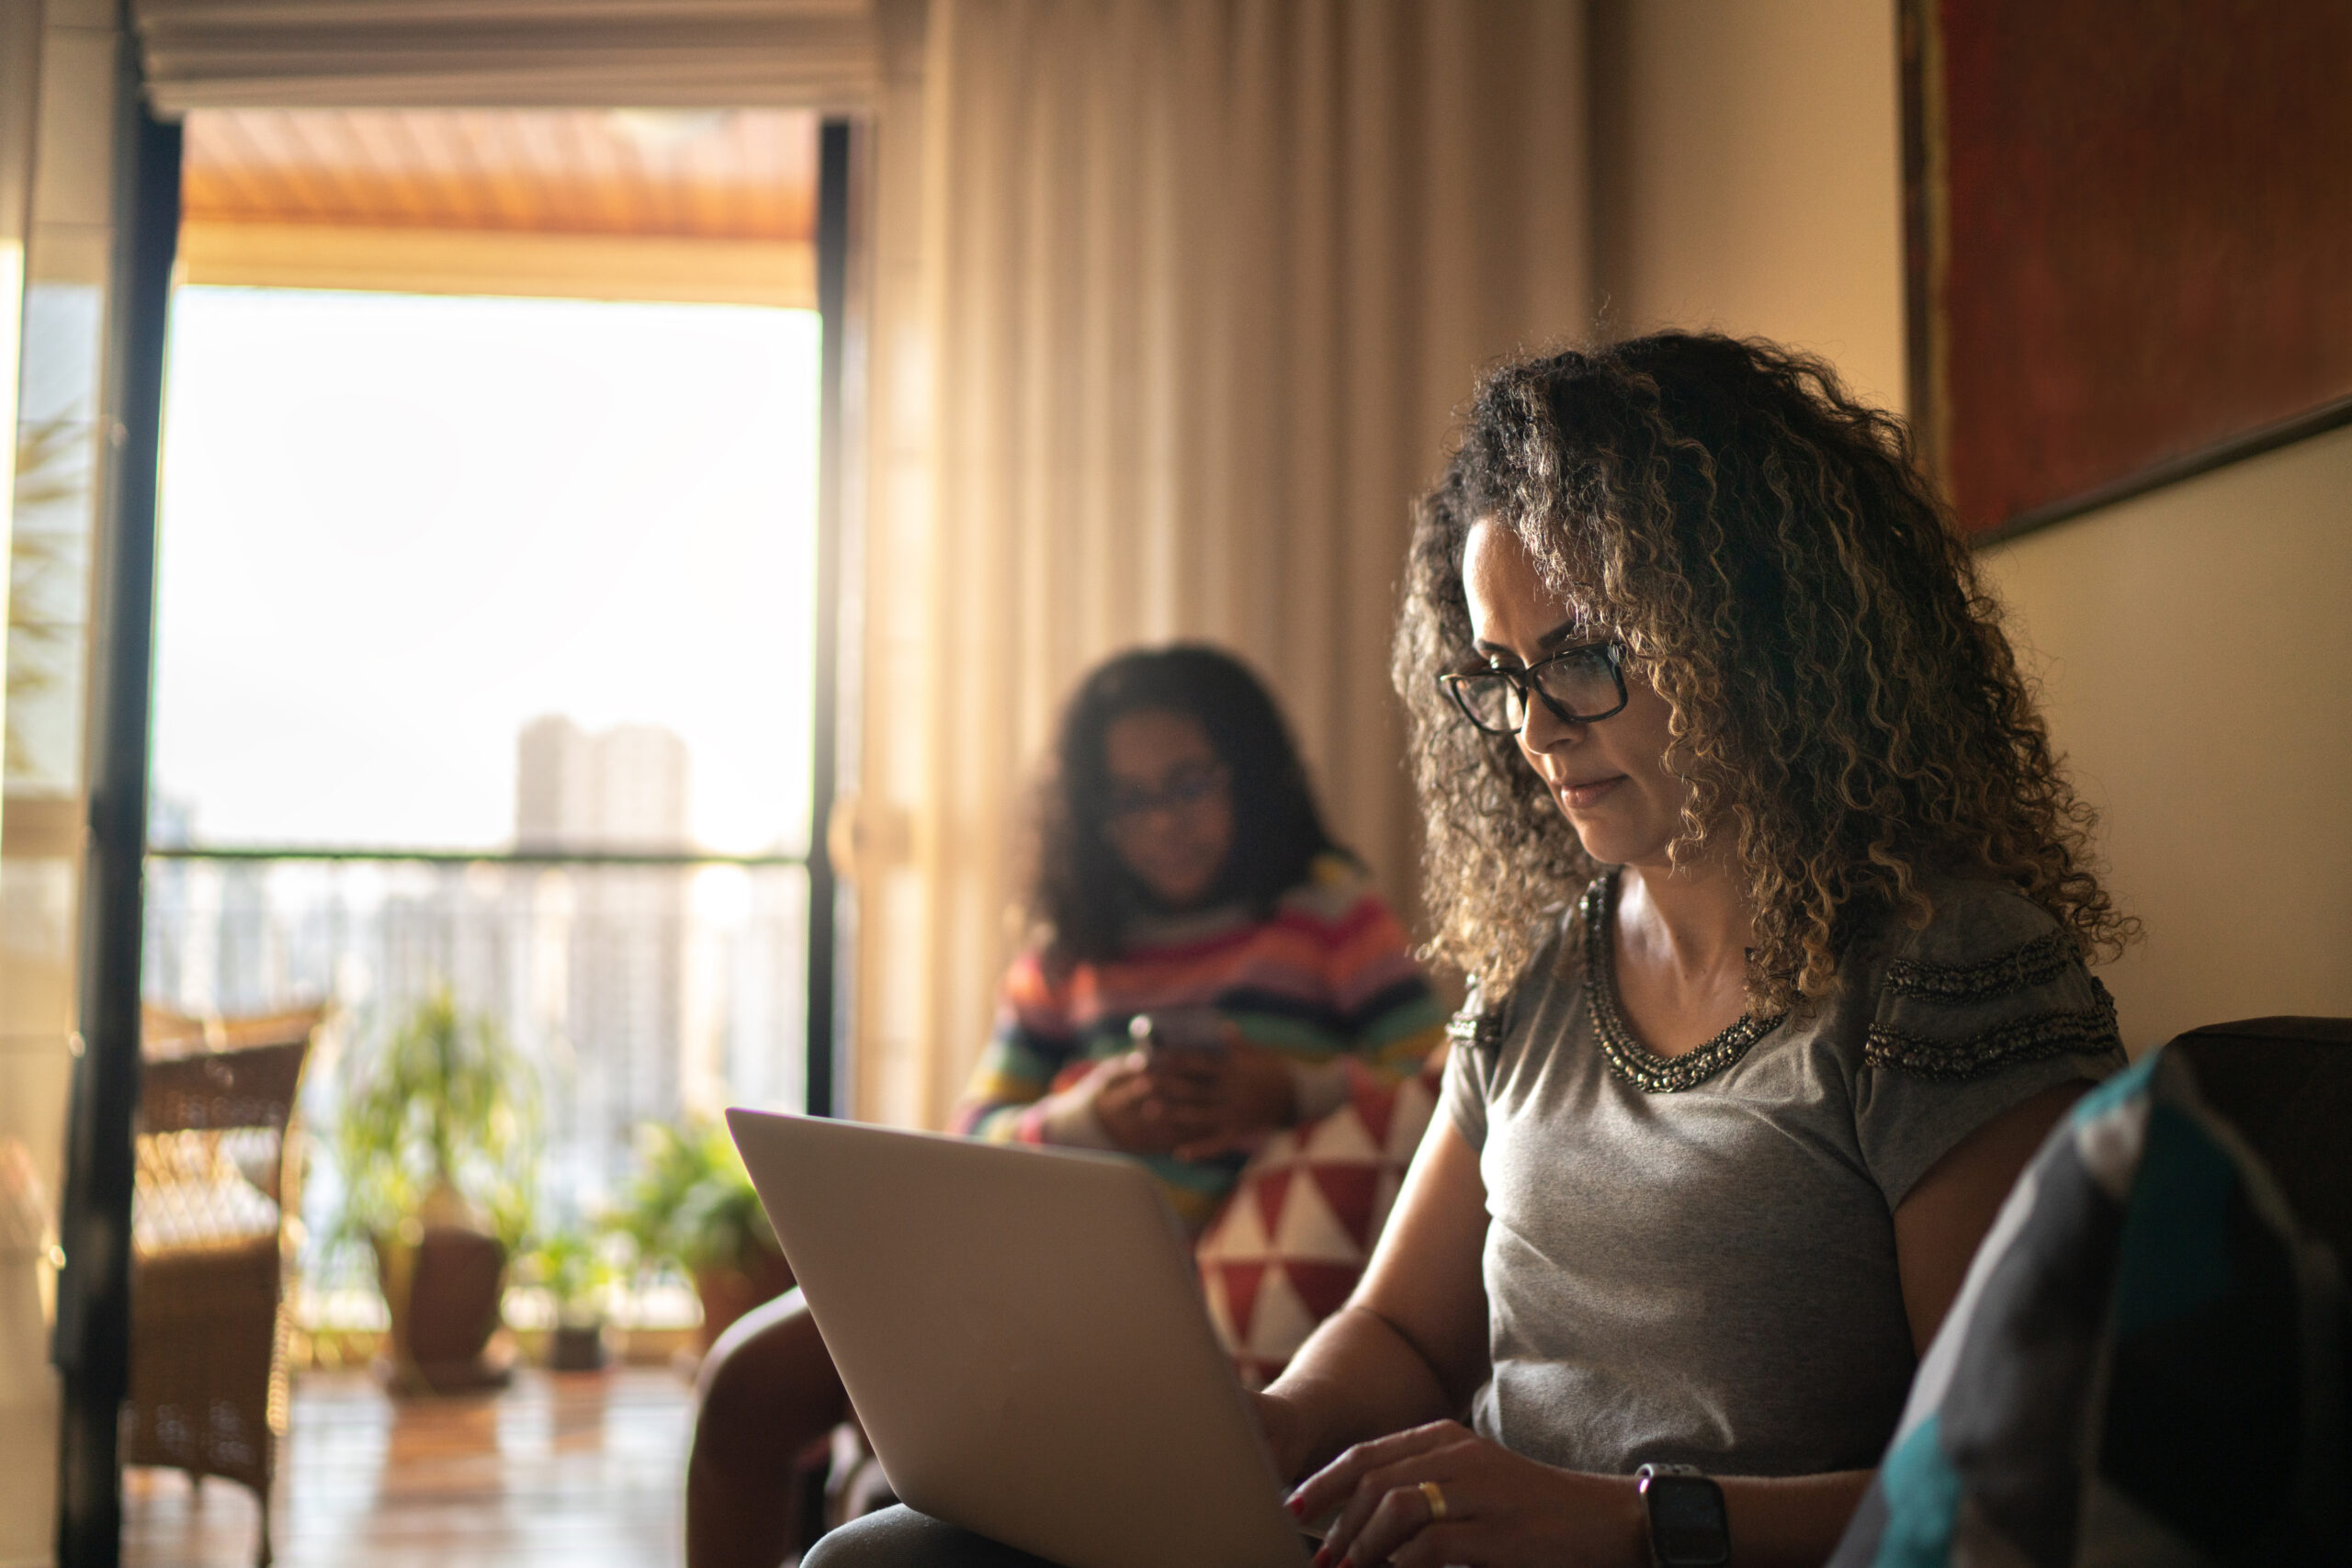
1635, 1463, 1730, 1568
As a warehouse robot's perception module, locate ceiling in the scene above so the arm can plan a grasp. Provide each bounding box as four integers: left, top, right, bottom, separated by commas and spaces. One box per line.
135, 0, 878, 113
182, 107, 820, 243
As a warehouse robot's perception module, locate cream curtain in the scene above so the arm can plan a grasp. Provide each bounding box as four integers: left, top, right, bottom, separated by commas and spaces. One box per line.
850, 0, 1594, 1128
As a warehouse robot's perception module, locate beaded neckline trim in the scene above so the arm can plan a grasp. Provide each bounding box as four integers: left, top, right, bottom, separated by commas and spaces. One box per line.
1582, 872, 1783, 1094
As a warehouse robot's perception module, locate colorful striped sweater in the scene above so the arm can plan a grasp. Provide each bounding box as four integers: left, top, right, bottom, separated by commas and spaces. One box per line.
953, 853, 1446, 1230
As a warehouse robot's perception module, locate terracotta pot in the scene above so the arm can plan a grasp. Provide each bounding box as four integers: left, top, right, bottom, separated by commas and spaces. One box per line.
691, 1247, 796, 1350
374, 1224, 514, 1395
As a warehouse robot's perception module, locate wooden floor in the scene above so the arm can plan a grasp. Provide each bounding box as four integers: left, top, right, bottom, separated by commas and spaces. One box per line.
123, 1367, 695, 1568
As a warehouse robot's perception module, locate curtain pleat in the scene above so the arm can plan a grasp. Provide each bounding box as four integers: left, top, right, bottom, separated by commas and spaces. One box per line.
852, 0, 1593, 1128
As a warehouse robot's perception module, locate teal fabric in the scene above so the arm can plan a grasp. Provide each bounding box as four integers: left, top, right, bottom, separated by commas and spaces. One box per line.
2069, 1046, 2157, 1122
1868, 1416, 1962, 1568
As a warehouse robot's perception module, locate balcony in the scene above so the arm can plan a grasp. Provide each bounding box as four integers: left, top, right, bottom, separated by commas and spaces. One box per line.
142, 846, 809, 1333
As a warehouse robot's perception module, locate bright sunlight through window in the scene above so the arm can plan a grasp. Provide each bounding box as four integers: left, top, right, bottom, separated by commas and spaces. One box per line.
147, 288, 822, 1301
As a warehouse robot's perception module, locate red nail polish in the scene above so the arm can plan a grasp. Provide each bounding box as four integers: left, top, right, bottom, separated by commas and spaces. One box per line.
1286, 1494, 1306, 1517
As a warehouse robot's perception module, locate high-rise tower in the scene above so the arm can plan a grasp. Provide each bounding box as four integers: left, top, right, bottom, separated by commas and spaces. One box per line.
514, 716, 695, 1204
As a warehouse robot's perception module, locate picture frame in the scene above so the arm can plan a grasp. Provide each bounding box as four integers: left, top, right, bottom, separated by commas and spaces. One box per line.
1901, 0, 2352, 541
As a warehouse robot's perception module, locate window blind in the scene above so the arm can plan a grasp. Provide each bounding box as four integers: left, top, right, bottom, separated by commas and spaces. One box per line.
133, 0, 879, 113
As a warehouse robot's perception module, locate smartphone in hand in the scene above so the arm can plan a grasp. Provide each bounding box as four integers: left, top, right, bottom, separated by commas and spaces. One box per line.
1129, 1006, 1229, 1059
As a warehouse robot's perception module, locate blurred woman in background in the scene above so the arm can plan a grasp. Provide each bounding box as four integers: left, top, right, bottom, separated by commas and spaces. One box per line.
689, 644, 1443, 1568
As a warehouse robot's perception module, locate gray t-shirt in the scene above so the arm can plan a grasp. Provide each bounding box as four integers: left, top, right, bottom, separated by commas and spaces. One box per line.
1442, 871, 2125, 1478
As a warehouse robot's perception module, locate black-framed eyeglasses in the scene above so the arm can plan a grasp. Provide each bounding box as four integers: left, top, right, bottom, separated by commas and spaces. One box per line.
1102, 760, 1231, 834
1436, 642, 1629, 735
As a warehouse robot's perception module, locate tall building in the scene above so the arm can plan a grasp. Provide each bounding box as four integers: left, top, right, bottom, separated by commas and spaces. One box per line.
514, 716, 695, 1210
515, 716, 691, 852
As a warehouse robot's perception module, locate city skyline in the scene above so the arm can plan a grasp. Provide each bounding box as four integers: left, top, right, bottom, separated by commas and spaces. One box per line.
146, 713, 810, 1211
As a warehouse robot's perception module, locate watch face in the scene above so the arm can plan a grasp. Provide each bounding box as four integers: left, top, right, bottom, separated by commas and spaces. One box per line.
1646, 1475, 1730, 1566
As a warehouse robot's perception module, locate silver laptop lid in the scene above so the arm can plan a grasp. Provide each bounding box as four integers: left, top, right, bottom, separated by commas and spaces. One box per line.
727, 1110, 1308, 1568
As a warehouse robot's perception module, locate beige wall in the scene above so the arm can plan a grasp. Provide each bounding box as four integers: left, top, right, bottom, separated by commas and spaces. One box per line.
1593, 0, 1905, 412
1595, 0, 2352, 1048
1981, 432, 2352, 1047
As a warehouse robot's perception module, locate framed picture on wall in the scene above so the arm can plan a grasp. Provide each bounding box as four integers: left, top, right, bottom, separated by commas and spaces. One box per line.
1902, 0, 2352, 540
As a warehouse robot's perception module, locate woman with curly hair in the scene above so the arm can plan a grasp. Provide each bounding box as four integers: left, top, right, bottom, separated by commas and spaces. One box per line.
1256, 332, 2133, 1567
807, 333, 2132, 1568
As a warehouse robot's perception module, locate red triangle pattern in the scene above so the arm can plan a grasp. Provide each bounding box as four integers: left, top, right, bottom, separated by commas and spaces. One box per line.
1308, 1166, 1382, 1253
1217, 1260, 1267, 1344
1283, 1261, 1359, 1322
1251, 1167, 1295, 1241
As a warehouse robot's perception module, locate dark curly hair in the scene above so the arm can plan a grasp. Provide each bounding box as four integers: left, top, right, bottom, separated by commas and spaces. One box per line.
1031, 644, 1343, 965
1393, 332, 2133, 1010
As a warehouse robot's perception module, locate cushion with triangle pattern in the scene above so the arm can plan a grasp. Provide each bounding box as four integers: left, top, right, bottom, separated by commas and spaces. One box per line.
1193, 1059, 1442, 1390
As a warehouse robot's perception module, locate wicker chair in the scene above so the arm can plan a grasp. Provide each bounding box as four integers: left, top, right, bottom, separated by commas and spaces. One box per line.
124, 1007, 320, 1568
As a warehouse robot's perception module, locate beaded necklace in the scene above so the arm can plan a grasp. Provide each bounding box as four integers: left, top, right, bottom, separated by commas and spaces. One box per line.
1582, 869, 1784, 1093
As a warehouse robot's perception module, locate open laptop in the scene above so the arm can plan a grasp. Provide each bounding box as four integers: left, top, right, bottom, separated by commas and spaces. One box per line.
727, 1109, 1311, 1568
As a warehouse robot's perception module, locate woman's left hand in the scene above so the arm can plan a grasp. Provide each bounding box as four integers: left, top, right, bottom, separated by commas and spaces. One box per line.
1287, 1420, 1644, 1568
1156, 1036, 1297, 1159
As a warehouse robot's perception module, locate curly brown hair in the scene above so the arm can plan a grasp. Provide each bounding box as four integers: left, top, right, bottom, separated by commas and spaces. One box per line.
1031, 645, 1341, 965
1393, 333, 2133, 1010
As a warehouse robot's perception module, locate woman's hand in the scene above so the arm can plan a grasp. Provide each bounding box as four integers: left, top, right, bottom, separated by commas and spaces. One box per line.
1069, 1050, 1214, 1155
1286, 1421, 1644, 1568
1052, 1036, 1296, 1156
1157, 1037, 1298, 1159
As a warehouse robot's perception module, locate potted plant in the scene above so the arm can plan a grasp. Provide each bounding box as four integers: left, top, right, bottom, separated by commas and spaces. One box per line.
613, 1120, 793, 1350
523, 1226, 616, 1371
334, 986, 537, 1393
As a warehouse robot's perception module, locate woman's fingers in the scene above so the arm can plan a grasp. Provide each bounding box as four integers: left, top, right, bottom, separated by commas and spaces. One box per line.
1172, 1129, 1265, 1161
1289, 1422, 1463, 1541
1333, 1481, 1450, 1568
1329, 1442, 1626, 1568
1102, 1066, 1211, 1123
1381, 1521, 1478, 1568
1102, 1043, 1291, 1159
1288, 1423, 1443, 1519
1093, 1075, 1212, 1154
1298, 1419, 1439, 1523
1141, 1068, 1222, 1107
1094, 1047, 1152, 1085
1321, 1450, 1468, 1567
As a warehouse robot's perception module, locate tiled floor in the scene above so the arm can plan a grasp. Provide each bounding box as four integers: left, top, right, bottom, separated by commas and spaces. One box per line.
122, 1367, 695, 1567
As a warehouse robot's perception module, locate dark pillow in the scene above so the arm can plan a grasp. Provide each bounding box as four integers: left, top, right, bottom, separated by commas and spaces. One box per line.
1830, 1043, 2349, 1567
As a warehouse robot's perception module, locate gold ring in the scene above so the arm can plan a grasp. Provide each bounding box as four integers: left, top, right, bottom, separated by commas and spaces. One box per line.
1418, 1480, 1448, 1522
